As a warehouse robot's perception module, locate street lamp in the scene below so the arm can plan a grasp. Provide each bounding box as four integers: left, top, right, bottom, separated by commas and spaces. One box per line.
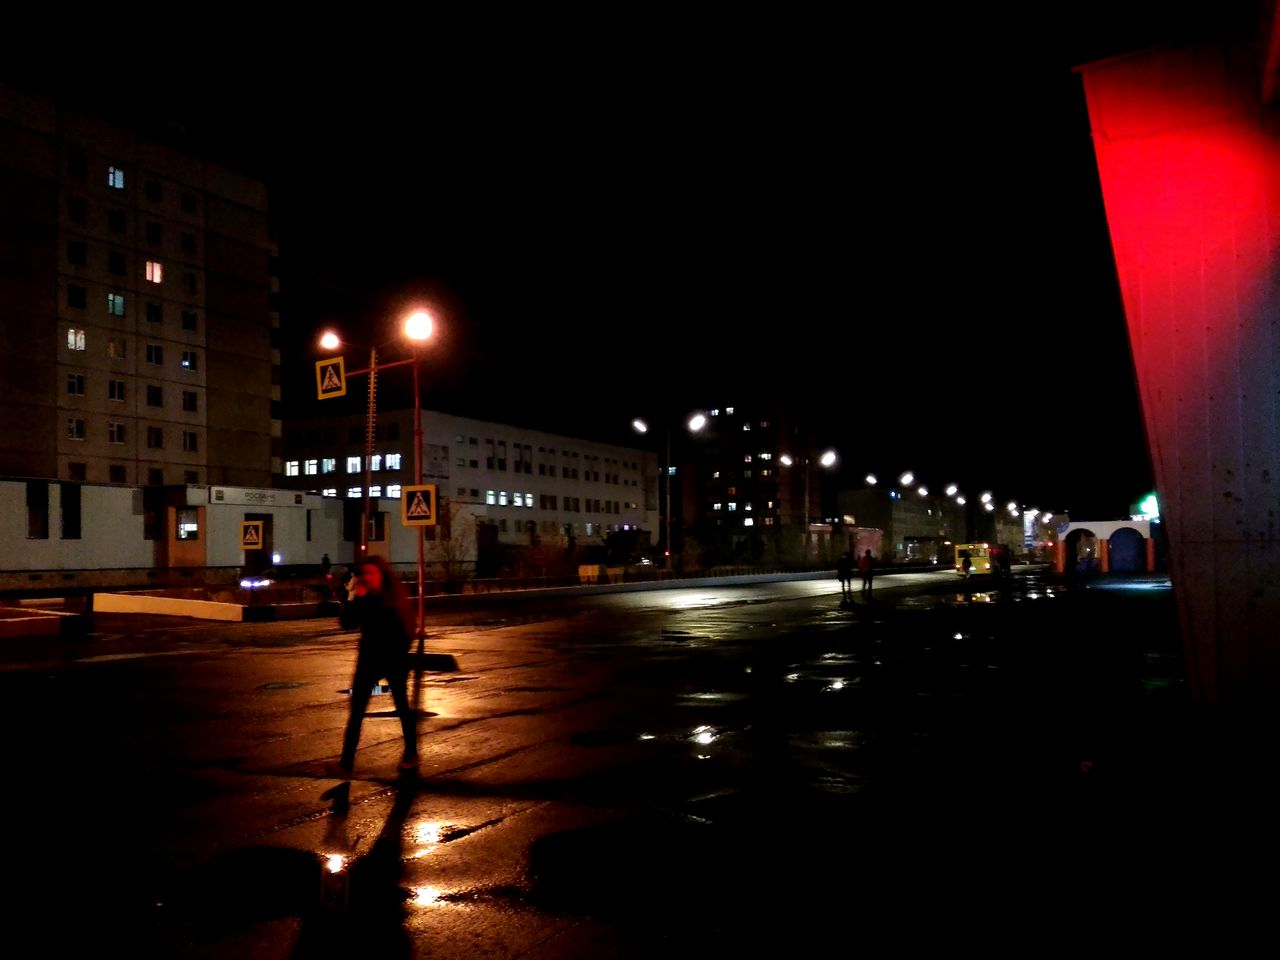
781, 447, 838, 560
633, 411, 706, 567
320, 308, 436, 646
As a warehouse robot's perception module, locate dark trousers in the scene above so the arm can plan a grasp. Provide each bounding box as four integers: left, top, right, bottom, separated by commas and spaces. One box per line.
861, 574, 873, 592
341, 659, 417, 767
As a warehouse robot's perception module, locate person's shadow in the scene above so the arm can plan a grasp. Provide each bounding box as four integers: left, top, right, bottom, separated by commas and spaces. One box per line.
292, 774, 419, 958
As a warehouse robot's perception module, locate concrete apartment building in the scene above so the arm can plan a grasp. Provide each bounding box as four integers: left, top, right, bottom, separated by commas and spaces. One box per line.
0, 83, 278, 489
281, 408, 659, 548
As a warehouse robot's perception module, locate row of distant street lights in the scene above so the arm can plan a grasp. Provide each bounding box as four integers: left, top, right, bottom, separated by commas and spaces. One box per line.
862, 470, 1055, 524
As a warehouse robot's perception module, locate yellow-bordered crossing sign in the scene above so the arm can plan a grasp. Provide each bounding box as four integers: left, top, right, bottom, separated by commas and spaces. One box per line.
241, 521, 264, 549
402, 484, 437, 527
316, 357, 347, 399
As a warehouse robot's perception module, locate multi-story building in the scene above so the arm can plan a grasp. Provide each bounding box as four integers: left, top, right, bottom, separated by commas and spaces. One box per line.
281, 408, 659, 548
0, 83, 277, 488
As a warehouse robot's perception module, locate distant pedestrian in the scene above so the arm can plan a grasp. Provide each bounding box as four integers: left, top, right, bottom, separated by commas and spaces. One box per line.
961, 552, 973, 579
332, 555, 419, 778
836, 551, 854, 604
320, 553, 331, 576
859, 549, 875, 594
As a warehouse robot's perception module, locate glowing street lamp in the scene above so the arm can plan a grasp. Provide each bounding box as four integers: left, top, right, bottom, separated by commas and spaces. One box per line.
980, 492, 993, 504
781, 447, 839, 559
917, 486, 929, 497
864, 474, 877, 486
899, 471, 914, 487
633, 411, 707, 565
945, 484, 958, 497
780, 454, 794, 467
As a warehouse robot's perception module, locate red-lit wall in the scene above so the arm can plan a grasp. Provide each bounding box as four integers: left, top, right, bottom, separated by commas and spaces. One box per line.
1081, 42, 1280, 706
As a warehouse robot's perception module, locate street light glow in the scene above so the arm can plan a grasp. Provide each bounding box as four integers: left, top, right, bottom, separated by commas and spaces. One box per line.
404, 310, 434, 341
917, 486, 928, 496
780, 454, 794, 467
1006, 501, 1018, 512
945, 484, 958, 497
819, 449, 837, 468
688, 413, 707, 433
632, 418, 649, 434
865, 474, 877, 485
319, 331, 340, 350
956, 496, 966, 505
984, 502, 995, 511
1042, 512, 1054, 523
980, 492, 993, 503
899, 471, 914, 486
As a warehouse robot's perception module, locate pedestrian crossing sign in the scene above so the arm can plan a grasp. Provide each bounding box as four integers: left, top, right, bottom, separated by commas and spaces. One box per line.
401, 484, 437, 527
315, 357, 347, 399
241, 521, 264, 549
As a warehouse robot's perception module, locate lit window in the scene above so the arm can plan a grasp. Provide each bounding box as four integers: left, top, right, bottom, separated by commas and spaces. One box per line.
728, 503, 737, 512
526, 491, 534, 508
742, 423, 751, 431
369, 485, 382, 498
181, 350, 198, 370
761, 469, 771, 477
145, 261, 163, 284
176, 508, 199, 541
513, 492, 524, 507
667, 466, 676, 476
285, 461, 300, 477
745, 503, 753, 511
486, 490, 496, 505
710, 409, 719, 416
767, 500, 775, 508
108, 166, 125, 189
107, 293, 125, 316
385, 453, 402, 470
499, 491, 509, 506
386, 484, 402, 498
743, 455, 752, 462
322, 458, 336, 474
322, 488, 337, 497
346, 456, 361, 473
726, 407, 734, 414
744, 517, 754, 527
713, 503, 722, 511
764, 517, 775, 526
759, 453, 772, 460
712, 471, 720, 479
370, 454, 382, 472
67, 328, 86, 351
760, 421, 769, 428
727, 487, 737, 495
304, 460, 318, 475
347, 487, 362, 497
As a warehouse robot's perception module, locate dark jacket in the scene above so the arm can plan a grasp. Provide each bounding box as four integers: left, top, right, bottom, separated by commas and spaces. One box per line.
837, 555, 854, 580
339, 593, 412, 668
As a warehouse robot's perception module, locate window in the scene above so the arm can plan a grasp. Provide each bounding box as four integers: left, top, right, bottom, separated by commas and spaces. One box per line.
458, 486, 466, 497
667, 466, 676, 476
108, 422, 125, 444
764, 517, 775, 526
181, 350, 197, 370
743, 517, 755, 527
182, 432, 198, 453
181, 310, 197, 331
146, 385, 163, 407
285, 461, 300, 477
181, 232, 196, 255
108, 379, 125, 402
66, 418, 85, 440
370, 454, 382, 472
539, 464, 545, 475
107, 293, 125, 316
108, 166, 125, 189
146, 343, 163, 365
385, 453, 402, 470
486, 490, 496, 505
513, 492, 524, 507
368, 485, 382, 498
146, 302, 163, 323
108, 210, 125, 233
68, 285, 86, 309
745, 503, 753, 511
728, 503, 737, 511
181, 192, 196, 213
182, 390, 198, 412
304, 459, 318, 475
147, 427, 163, 449
146, 261, 163, 283
27, 481, 49, 539
60, 483, 82, 540
713, 503, 722, 511
526, 492, 535, 508
148, 468, 164, 486
743, 423, 751, 431
726, 407, 734, 414
66, 373, 85, 396
767, 501, 775, 508
727, 486, 737, 495
109, 465, 127, 484
145, 221, 162, 244
177, 507, 200, 541
322, 488, 337, 497
346, 456, 361, 473
108, 337, 126, 360
321, 458, 336, 474
744, 455, 752, 463
470, 459, 479, 468
386, 484, 401, 498
499, 491, 509, 506
68, 197, 87, 223
67, 240, 87, 265
108, 250, 125, 274
183, 271, 197, 293
347, 487, 362, 498
456, 457, 466, 467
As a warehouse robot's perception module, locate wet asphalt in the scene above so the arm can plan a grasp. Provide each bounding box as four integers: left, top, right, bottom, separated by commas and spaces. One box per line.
1, 568, 1274, 956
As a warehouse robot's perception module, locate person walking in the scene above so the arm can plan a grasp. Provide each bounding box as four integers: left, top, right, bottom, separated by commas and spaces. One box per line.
836, 551, 855, 605
332, 554, 419, 777
859, 548, 875, 595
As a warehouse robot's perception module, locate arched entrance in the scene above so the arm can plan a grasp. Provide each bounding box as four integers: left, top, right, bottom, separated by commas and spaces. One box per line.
1109, 527, 1145, 573
1064, 528, 1099, 575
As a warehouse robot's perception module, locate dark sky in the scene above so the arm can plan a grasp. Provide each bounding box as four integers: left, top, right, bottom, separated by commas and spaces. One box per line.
14, 6, 1258, 517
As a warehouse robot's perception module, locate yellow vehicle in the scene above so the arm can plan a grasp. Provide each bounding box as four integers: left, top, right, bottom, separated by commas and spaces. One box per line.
954, 543, 993, 577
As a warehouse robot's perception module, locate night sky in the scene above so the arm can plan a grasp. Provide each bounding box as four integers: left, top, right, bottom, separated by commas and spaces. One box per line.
12, 7, 1256, 517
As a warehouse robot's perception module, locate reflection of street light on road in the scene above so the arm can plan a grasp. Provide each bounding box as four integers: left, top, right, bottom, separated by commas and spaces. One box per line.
633, 411, 705, 565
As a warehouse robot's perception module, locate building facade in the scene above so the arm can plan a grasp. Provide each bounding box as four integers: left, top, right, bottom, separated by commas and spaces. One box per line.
0, 84, 277, 489
281, 408, 659, 549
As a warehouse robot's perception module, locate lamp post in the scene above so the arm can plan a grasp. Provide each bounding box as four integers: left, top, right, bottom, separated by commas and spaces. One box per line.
320, 309, 435, 648
781, 447, 837, 560
633, 412, 706, 568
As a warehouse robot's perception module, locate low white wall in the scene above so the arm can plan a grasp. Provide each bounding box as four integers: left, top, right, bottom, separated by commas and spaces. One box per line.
94, 593, 244, 621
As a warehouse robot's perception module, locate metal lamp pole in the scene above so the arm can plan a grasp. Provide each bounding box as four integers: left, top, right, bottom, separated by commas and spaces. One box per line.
361, 346, 378, 555
412, 352, 425, 655
802, 455, 810, 561
665, 425, 672, 567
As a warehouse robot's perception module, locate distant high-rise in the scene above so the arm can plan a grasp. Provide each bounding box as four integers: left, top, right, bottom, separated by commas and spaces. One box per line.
0, 83, 278, 487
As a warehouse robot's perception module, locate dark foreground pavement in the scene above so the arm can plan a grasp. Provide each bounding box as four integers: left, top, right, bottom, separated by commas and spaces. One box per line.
1, 570, 1276, 956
